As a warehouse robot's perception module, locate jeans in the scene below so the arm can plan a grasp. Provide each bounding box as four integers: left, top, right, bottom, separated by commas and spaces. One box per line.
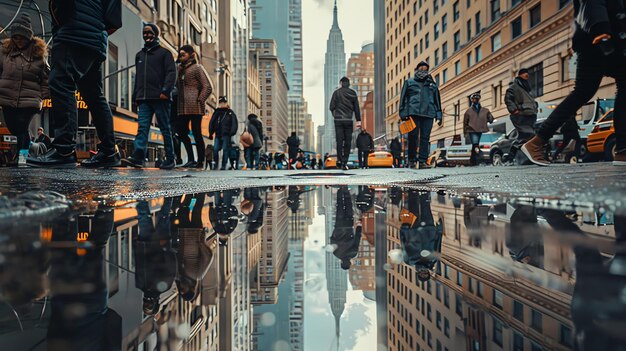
407, 116, 434, 163
176, 114, 205, 163
468, 132, 482, 165
537, 47, 626, 151
1, 107, 39, 150
48, 43, 115, 153
134, 101, 175, 160
358, 149, 369, 168
170, 96, 182, 162
245, 147, 260, 169
214, 136, 232, 169
392, 154, 401, 168
334, 120, 353, 165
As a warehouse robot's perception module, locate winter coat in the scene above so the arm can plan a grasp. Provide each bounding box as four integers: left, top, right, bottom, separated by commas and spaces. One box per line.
247, 116, 263, 148
390, 138, 402, 156
329, 82, 362, 122
286, 135, 300, 153
209, 204, 239, 235
133, 44, 177, 102
463, 105, 494, 134
399, 73, 443, 120
504, 78, 538, 116
0, 38, 49, 109
49, 0, 108, 59
332, 225, 362, 263
209, 108, 238, 138
400, 223, 442, 269
356, 131, 374, 151
176, 60, 212, 115
572, 0, 626, 57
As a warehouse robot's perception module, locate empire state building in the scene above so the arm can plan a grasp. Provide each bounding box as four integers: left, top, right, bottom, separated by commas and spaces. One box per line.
323, 0, 346, 155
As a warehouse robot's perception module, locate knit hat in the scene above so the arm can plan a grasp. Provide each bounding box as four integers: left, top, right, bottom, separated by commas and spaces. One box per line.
219, 96, 228, 103
179, 45, 195, 55
143, 23, 160, 37
416, 61, 430, 70
11, 14, 33, 40
518, 68, 529, 75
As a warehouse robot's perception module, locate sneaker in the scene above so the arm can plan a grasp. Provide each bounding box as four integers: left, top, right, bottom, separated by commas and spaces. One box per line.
614, 150, 626, 166
521, 136, 550, 166
26, 148, 77, 168
159, 159, 175, 170
121, 156, 145, 168
81, 147, 121, 168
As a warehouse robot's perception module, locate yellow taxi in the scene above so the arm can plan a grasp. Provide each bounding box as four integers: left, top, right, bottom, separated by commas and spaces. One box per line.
586, 109, 615, 160
367, 150, 393, 167
324, 155, 337, 169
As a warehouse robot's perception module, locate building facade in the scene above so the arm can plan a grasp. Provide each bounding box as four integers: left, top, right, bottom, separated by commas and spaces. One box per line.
248, 50, 262, 119
347, 43, 376, 111
250, 39, 290, 153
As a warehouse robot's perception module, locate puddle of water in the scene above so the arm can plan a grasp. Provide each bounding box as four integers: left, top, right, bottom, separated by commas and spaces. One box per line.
0, 186, 624, 351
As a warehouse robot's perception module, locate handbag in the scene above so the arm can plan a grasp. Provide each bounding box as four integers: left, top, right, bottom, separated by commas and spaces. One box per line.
240, 129, 253, 148
399, 118, 417, 134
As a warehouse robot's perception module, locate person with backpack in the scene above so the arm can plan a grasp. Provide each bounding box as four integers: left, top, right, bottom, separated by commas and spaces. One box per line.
522, 0, 626, 166
208, 96, 238, 170
123, 23, 177, 169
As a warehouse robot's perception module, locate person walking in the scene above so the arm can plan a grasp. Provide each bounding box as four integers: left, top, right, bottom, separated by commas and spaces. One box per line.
0, 15, 49, 159
208, 96, 238, 170
331, 186, 362, 270
286, 132, 300, 169
204, 144, 214, 170
463, 92, 494, 166
175, 45, 212, 169
330, 77, 361, 170
122, 24, 177, 169
399, 61, 442, 169
522, 0, 626, 166
245, 113, 263, 170
26, 3, 121, 168
503, 68, 538, 163
390, 136, 402, 168
356, 127, 374, 169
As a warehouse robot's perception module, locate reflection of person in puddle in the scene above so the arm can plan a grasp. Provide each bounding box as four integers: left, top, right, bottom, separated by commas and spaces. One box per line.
134, 199, 177, 316
209, 190, 239, 235
332, 186, 362, 270
242, 187, 264, 234
400, 190, 442, 281
543, 210, 626, 350
356, 185, 375, 213
46, 205, 122, 350
174, 194, 214, 301
505, 205, 544, 267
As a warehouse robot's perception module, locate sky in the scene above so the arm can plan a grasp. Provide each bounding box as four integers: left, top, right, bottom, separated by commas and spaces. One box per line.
302, 0, 375, 132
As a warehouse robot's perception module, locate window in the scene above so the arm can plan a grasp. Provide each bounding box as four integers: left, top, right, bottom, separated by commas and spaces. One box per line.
477, 281, 483, 297
531, 309, 543, 331
493, 289, 503, 308
442, 14, 448, 33
435, 22, 440, 40
427, 304, 432, 321
425, 9, 429, 24
436, 311, 442, 329
560, 0, 571, 9
455, 60, 461, 75
530, 4, 541, 28
434, 0, 439, 14
444, 265, 450, 278
467, 52, 472, 67
512, 0, 523, 7
454, 31, 461, 51
491, 32, 502, 52
457, 271, 462, 286
453, 1, 460, 21
443, 286, 450, 307
435, 74, 440, 84
435, 49, 440, 65
514, 332, 524, 351
493, 318, 503, 346
414, 23, 418, 35
443, 68, 448, 83
468, 277, 474, 292
528, 63, 544, 97
444, 318, 450, 337
531, 342, 542, 351
513, 300, 524, 321
560, 325, 573, 347
436, 282, 442, 300
512, 16, 522, 39
442, 42, 448, 60
466, 20, 472, 41
475, 11, 482, 33
475, 45, 482, 61
455, 293, 463, 316
491, 0, 501, 22
414, 44, 419, 58
426, 33, 430, 48
467, 0, 471, 7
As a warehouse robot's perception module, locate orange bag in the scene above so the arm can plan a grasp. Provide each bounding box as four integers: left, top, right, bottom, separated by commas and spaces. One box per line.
399, 118, 416, 134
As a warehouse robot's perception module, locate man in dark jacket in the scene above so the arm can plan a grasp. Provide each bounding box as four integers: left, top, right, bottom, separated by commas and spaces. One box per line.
399, 61, 442, 169
246, 114, 263, 170
331, 186, 362, 270
502, 68, 538, 162
208, 96, 238, 170
390, 137, 402, 168
330, 77, 361, 170
122, 24, 177, 169
522, 0, 626, 166
356, 128, 374, 169
286, 132, 300, 169
27, 0, 121, 168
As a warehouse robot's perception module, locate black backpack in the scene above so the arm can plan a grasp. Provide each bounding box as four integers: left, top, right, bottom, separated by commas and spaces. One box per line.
102, 0, 122, 35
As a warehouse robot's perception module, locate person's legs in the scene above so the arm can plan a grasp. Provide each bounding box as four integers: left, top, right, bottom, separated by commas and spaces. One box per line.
253, 148, 260, 169
407, 117, 419, 164
417, 117, 434, 164
343, 123, 353, 165
245, 147, 252, 168
469, 132, 481, 165
2, 107, 37, 150
190, 115, 205, 165
153, 100, 176, 161
170, 96, 182, 164
177, 116, 195, 163
132, 102, 155, 158
213, 138, 223, 169
221, 137, 232, 169
358, 149, 364, 168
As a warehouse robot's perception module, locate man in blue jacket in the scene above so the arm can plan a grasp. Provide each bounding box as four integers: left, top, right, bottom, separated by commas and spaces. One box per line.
123, 24, 177, 169
27, 0, 121, 168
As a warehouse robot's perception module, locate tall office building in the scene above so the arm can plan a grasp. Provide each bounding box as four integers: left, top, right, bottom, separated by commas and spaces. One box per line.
323, 0, 347, 155
347, 43, 375, 134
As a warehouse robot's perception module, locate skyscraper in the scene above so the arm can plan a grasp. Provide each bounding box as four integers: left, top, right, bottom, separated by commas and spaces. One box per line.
323, 0, 346, 155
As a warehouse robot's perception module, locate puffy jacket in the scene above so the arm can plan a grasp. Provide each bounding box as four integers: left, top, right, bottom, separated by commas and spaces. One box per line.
209, 108, 238, 137
329, 82, 361, 121
247, 117, 263, 148
133, 44, 177, 102
356, 131, 374, 151
463, 105, 494, 134
399, 74, 442, 120
49, 0, 108, 59
504, 78, 538, 116
0, 38, 49, 109
177, 60, 212, 115
286, 135, 300, 151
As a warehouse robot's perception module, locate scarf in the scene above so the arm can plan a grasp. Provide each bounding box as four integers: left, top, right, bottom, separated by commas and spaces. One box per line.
516, 77, 532, 93
144, 38, 160, 50
415, 70, 429, 80
472, 103, 481, 113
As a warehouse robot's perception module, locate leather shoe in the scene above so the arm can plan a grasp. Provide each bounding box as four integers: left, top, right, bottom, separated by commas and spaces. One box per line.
122, 156, 145, 168
27, 148, 77, 168
521, 136, 550, 166
82, 147, 121, 168
182, 161, 197, 168
159, 159, 175, 170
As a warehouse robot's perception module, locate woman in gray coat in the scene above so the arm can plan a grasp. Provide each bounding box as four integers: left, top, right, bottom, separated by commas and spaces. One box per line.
399, 61, 442, 169
0, 15, 49, 156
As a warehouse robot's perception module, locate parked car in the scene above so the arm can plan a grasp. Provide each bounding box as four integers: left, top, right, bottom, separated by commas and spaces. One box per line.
443, 132, 503, 166
367, 150, 394, 168
586, 108, 616, 161
324, 154, 359, 169
489, 129, 518, 166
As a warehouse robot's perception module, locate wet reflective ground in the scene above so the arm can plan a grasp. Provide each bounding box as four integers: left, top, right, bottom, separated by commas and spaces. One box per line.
0, 186, 624, 351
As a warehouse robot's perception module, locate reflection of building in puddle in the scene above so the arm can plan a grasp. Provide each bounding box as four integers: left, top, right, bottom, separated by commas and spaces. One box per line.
385, 191, 598, 351
349, 217, 376, 292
